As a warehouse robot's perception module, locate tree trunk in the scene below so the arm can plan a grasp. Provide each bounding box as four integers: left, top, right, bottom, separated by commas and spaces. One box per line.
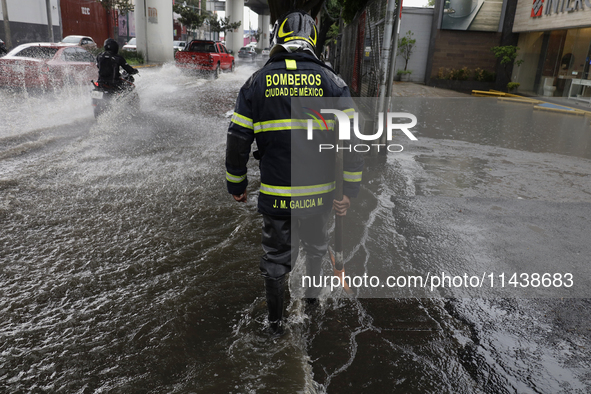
315, 15, 331, 58
1, 0, 12, 49
45, 0, 54, 42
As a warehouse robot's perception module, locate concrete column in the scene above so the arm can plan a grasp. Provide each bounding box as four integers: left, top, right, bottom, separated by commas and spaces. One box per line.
2, 0, 13, 49
45, 0, 54, 42
257, 13, 271, 49
225, 0, 244, 53
135, 0, 174, 63
257, 14, 263, 49
262, 14, 271, 48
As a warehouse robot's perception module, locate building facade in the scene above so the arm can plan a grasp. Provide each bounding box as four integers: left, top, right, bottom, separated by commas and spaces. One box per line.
60, 0, 112, 47
395, 7, 435, 83
0, 0, 115, 50
425, 0, 520, 91
511, 0, 591, 101
0, 0, 60, 48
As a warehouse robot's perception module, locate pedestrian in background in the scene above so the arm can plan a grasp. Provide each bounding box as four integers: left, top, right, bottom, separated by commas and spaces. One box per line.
0, 39, 8, 56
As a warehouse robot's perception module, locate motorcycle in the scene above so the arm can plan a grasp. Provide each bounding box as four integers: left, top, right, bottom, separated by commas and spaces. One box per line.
91, 70, 139, 118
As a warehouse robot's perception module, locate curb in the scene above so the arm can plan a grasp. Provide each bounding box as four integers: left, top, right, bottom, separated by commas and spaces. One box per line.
533, 104, 588, 116
498, 97, 543, 105
135, 63, 162, 69
474, 89, 591, 117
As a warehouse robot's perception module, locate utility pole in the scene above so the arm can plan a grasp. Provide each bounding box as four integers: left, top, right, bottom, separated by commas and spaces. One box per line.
385, 0, 402, 101
45, 0, 54, 42
1, 0, 12, 48
377, 0, 401, 148
126, 12, 129, 43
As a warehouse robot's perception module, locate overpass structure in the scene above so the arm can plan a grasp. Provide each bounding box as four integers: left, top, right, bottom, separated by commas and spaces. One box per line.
136, 0, 271, 63
225, 0, 271, 53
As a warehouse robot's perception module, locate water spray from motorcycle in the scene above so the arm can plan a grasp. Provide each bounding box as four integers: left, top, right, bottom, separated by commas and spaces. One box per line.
91, 70, 140, 119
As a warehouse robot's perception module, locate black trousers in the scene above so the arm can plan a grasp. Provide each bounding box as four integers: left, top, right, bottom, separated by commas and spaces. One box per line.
260, 209, 331, 279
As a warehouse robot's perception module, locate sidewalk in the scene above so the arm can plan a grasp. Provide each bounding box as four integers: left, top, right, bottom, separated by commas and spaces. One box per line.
533, 94, 591, 113
135, 63, 162, 69
393, 82, 591, 117
390, 81, 469, 97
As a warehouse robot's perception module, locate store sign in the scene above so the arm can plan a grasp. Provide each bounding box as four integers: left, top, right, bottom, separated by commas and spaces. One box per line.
531, 0, 543, 16
531, 0, 591, 17
148, 7, 158, 24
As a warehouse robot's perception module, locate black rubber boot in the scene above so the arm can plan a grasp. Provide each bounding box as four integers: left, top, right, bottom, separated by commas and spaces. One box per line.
305, 257, 323, 304
264, 276, 285, 336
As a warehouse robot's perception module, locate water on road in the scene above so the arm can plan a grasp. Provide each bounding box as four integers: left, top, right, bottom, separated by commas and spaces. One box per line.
1, 62, 590, 393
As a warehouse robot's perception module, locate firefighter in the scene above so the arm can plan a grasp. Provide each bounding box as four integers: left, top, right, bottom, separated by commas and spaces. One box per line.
225, 10, 363, 335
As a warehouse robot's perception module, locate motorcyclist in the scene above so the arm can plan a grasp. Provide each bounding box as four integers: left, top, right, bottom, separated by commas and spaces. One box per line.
0, 39, 7, 56
96, 38, 138, 89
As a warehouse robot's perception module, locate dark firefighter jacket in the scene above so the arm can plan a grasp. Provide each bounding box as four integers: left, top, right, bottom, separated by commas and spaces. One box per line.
225, 51, 363, 217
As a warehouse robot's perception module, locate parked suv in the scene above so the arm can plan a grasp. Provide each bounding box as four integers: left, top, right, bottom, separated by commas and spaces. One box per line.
174, 40, 235, 78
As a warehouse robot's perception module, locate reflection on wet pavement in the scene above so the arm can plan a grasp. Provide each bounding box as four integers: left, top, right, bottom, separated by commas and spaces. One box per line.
0, 66, 590, 393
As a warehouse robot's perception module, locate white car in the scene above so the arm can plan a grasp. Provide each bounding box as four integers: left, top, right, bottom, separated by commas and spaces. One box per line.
122, 38, 136, 52
173, 40, 186, 52
262, 47, 270, 56
59, 35, 97, 49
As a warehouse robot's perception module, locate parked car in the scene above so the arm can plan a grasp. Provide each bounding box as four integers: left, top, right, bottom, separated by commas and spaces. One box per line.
59, 35, 97, 49
0, 43, 98, 89
174, 40, 234, 78
173, 40, 186, 52
238, 46, 257, 61
261, 47, 270, 57
122, 38, 136, 52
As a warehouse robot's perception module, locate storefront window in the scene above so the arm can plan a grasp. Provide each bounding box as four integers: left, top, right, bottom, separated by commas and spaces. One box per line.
513, 28, 591, 98
562, 28, 591, 102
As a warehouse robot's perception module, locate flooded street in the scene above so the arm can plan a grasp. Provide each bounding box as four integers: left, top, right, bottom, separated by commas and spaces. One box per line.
1, 63, 591, 393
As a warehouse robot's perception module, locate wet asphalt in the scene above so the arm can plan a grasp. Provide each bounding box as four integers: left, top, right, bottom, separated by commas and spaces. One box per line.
0, 60, 590, 393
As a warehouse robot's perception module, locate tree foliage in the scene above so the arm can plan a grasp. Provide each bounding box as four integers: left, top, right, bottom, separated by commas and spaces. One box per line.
491, 45, 524, 67
268, 0, 325, 23
208, 14, 242, 36
491, 45, 524, 80
338, 0, 370, 24
327, 23, 340, 43
397, 30, 416, 71
266, 0, 376, 56
317, 0, 341, 56
97, 0, 134, 13
253, 28, 262, 43
182, 0, 205, 8
173, 4, 209, 34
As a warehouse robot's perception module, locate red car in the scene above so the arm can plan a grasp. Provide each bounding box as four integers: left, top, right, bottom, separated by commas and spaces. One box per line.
175, 40, 234, 78
0, 42, 98, 90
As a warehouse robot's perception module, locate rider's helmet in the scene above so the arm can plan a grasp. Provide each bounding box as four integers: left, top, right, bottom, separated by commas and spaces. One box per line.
269, 11, 317, 57
104, 38, 119, 54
